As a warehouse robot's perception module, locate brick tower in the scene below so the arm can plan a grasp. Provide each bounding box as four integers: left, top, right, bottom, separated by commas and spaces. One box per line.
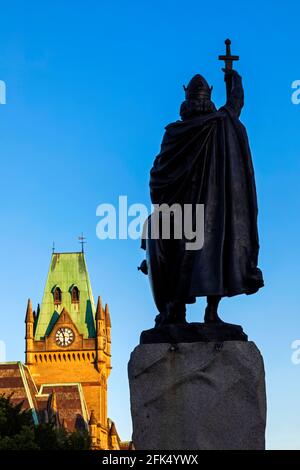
25, 251, 113, 449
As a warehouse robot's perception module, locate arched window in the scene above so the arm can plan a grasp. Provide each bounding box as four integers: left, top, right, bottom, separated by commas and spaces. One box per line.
53, 287, 62, 305
71, 286, 80, 303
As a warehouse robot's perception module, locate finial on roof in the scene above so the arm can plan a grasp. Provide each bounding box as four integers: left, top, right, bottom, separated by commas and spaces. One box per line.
49, 390, 58, 414
104, 303, 111, 327
78, 233, 86, 253
109, 421, 118, 436
96, 296, 104, 321
89, 409, 97, 425
25, 299, 34, 323
36, 303, 40, 320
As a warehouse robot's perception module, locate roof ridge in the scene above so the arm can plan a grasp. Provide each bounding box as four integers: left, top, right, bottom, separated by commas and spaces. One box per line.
52, 251, 84, 255
18, 362, 39, 425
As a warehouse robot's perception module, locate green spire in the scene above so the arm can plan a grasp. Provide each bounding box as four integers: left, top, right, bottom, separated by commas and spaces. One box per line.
34, 252, 96, 340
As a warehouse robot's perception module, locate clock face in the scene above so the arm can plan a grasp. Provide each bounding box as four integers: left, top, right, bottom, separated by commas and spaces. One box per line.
55, 327, 74, 347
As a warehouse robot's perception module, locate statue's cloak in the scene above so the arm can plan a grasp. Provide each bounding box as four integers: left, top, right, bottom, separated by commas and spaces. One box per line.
149, 106, 264, 300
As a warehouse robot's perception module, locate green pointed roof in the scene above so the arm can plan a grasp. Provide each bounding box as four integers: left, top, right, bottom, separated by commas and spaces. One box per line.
34, 252, 96, 340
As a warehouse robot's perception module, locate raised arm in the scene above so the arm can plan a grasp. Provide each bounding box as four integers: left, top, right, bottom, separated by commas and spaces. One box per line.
223, 69, 244, 117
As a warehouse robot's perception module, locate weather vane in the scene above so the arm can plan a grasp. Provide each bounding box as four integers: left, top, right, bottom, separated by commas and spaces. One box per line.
78, 233, 86, 253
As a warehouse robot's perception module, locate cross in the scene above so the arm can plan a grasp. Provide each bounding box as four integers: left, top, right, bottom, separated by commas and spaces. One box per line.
78, 233, 86, 253
218, 38, 239, 71
52, 242, 55, 254
218, 39, 239, 99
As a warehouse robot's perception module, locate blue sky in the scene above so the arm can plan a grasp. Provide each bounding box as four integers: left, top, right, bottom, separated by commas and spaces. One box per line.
0, 0, 299, 449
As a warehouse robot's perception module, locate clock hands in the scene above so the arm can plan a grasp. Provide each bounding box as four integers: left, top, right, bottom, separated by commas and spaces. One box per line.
62, 329, 67, 346
55, 327, 74, 347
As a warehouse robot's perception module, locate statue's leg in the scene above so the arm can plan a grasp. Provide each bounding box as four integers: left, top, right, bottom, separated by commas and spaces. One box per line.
204, 295, 224, 324
163, 301, 186, 325
146, 222, 170, 326
145, 212, 189, 327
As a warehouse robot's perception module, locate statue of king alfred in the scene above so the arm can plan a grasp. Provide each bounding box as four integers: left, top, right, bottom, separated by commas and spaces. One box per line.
140, 40, 264, 327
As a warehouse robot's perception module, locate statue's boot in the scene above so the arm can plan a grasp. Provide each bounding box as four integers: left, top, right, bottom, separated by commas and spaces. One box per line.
155, 302, 187, 327
204, 295, 224, 324
204, 306, 224, 324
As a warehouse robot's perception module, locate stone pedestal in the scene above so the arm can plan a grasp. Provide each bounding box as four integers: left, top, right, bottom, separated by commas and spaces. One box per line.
128, 341, 266, 450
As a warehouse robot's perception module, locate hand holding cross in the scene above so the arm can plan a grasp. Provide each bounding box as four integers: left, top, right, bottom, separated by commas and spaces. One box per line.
218, 39, 239, 99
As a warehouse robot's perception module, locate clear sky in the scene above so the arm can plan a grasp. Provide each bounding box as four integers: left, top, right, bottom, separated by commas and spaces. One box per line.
0, 0, 299, 449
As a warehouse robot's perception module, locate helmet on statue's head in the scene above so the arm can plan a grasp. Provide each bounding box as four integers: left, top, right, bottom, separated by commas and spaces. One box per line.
180, 73, 216, 120
183, 74, 213, 100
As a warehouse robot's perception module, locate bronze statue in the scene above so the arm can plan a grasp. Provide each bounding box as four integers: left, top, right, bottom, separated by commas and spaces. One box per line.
139, 40, 264, 329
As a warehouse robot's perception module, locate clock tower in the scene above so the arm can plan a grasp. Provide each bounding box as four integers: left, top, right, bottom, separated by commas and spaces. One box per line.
25, 251, 113, 449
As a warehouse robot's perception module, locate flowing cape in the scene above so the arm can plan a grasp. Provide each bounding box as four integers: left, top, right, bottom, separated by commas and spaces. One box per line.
149, 106, 264, 298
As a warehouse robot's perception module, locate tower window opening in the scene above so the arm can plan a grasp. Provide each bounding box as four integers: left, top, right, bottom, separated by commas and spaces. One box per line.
71, 286, 80, 303
53, 287, 62, 305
